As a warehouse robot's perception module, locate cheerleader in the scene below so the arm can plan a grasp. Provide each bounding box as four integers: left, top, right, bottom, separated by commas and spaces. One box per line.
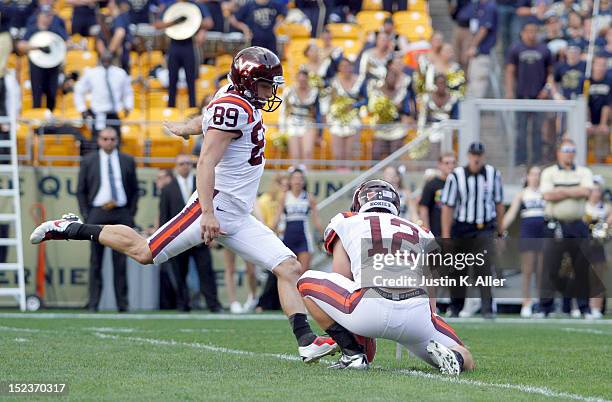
358, 32, 394, 80
320, 57, 367, 165
273, 167, 324, 271
417, 73, 460, 139
584, 177, 610, 320
414, 43, 465, 98
502, 166, 546, 318
279, 68, 320, 162
367, 57, 415, 161
302, 42, 334, 89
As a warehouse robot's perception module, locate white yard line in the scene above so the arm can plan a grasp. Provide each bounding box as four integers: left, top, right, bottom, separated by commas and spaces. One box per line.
93, 332, 610, 402
1, 313, 610, 325
561, 327, 610, 335
0, 325, 42, 333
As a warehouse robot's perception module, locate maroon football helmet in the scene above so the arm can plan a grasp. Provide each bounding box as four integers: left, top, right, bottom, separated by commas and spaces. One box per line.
229, 46, 284, 112
351, 180, 401, 215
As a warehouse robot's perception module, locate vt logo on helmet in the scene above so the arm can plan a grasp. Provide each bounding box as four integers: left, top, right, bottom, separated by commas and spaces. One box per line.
351, 180, 401, 216
229, 46, 284, 112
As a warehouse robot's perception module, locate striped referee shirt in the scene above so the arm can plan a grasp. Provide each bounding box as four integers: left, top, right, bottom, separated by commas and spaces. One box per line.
441, 164, 503, 224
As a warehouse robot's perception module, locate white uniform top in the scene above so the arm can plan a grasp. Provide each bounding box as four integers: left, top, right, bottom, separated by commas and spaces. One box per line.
284, 190, 310, 222
201, 85, 265, 214
323, 211, 436, 288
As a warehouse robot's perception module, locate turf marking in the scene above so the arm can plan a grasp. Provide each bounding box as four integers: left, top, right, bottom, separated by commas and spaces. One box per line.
92, 332, 610, 402
561, 327, 610, 336
0, 325, 42, 333
13, 337, 29, 343
1, 313, 610, 326
84, 327, 137, 333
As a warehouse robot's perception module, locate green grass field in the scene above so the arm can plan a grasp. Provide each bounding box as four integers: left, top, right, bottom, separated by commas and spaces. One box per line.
0, 312, 611, 401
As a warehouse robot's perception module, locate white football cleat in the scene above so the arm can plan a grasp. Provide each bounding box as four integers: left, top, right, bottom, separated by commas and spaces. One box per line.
30, 213, 82, 244
242, 294, 258, 313
299, 336, 339, 363
328, 353, 369, 370
520, 304, 533, 318
427, 340, 461, 375
229, 301, 243, 314
458, 298, 481, 318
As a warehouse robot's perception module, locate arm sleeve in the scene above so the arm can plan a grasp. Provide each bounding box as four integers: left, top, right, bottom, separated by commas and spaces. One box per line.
580, 168, 594, 189
539, 167, 554, 194
73, 72, 91, 113
122, 72, 134, 110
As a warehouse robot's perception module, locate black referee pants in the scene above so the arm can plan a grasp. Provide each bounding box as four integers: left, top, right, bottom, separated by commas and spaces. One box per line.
447, 222, 496, 316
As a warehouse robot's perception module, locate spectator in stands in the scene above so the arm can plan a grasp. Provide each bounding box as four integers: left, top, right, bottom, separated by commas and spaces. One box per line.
18, 8, 69, 112
543, 15, 568, 61
67, 0, 99, 36
296, 0, 327, 37
552, 45, 585, 100
497, 1, 519, 53
273, 167, 324, 273
448, 0, 473, 70
321, 57, 366, 167
255, 173, 288, 312
328, 0, 360, 23
502, 165, 546, 318
9, 0, 37, 38
358, 31, 393, 80
548, 0, 581, 27
74, 51, 134, 143
465, 0, 497, 99
383, 0, 405, 13
25, 0, 68, 32
564, 11, 584, 42
0, 2, 11, 77
364, 17, 408, 54
97, 0, 133, 73
368, 56, 414, 161
230, 0, 287, 54
0, 70, 20, 126
77, 127, 139, 312
155, 0, 213, 108
600, 28, 612, 69
516, 0, 548, 27
280, 68, 320, 163
159, 154, 222, 312
538, 138, 593, 318
127, 0, 159, 24
223, 249, 258, 313
382, 166, 417, 221
418, 152, 456, 237
586, 55, 611, 164
505, 22, 553, 166
415, 43, 465, 98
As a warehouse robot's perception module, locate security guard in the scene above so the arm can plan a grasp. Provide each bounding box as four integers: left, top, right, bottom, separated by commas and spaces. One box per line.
538, 138, 594, 317
155, 0, 213, 108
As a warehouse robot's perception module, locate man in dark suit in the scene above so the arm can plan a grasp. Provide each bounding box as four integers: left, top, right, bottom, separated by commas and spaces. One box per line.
77, 127, 139, 312
159, 154, 222, 312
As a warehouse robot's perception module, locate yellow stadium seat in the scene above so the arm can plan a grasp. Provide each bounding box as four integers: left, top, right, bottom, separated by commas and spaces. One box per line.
140, 50, 165, 69
356, 11, 390, 33
184, 107, 201, 118
148, 107, 183, 123
276, 22, 311, 39
392, 11, 430, 27
362, 0, 383, 11
20, 108, 53, 127
65, 51, 98, 72
215, 54, 234, 72
119, 125, 146, 161
199, 65, 220, 81
146, 93, 170, 109
408, 0, 428, 12
325, 23, 359, 39
38, 134, 80, 167
146, 131, 190, 168
397, 23, 432, 41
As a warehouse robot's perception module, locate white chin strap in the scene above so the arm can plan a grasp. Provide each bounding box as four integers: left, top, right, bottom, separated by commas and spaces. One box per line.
359, 200, 398, 215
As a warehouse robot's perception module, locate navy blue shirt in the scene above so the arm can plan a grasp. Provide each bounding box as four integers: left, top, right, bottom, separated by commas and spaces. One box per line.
468, 1, 497, 55
588, 71, 612, 125
553, 61, 585, 100
206, 0, 225, 32
10, 0, 37, 29
234, 0, 287, 43
127, 0, 158, 24
23, 22, 69, 41
506, 41, 553, 99
0, 2, 12, 32
98, 12, 132, 48
26, 13, 67, 32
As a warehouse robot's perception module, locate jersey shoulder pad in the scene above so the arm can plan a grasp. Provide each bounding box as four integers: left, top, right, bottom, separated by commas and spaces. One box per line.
323, 212, 354, 254
204, 94, 256, 132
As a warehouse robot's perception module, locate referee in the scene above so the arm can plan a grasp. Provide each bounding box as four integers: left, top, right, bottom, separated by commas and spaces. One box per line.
441, 142, 505, 318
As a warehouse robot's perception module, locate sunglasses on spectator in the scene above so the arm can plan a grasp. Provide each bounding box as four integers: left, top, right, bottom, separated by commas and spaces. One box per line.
560, 146, 576, 153
100, 137, 116, 142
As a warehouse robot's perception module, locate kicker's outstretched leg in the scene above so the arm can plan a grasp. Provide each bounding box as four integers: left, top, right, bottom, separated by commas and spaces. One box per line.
30, 213, 153, 264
